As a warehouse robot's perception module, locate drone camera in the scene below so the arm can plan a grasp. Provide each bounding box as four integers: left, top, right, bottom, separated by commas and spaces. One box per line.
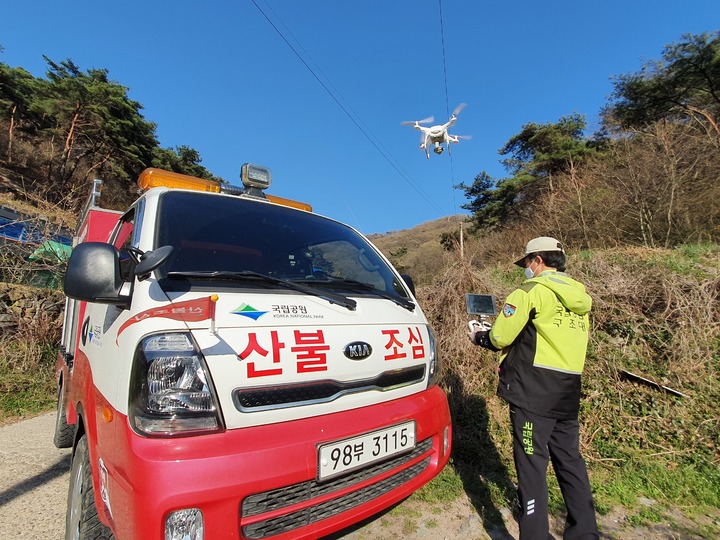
434, 146, 444, 155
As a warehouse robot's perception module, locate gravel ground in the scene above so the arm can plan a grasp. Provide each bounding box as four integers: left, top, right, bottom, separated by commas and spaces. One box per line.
0, 412, 70, 540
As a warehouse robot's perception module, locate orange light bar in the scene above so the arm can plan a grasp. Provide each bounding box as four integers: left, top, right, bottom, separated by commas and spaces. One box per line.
266, 194, 312, 212
137, 168, 221, 193
137, 167, 313, 211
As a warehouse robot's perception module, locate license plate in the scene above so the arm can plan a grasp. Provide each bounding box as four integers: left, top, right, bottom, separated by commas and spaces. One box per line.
317, 421, 416, 481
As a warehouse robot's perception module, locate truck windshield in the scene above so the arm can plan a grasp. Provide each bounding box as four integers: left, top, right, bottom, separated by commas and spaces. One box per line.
154, 191, 412, 304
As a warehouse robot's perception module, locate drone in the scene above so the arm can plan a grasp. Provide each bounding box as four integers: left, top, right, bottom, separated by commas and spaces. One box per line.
401, 103, 471, 158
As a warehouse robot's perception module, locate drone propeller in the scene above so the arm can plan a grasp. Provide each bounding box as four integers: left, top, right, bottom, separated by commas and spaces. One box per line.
454, 134, 472, 140
448, 134, 472, 146
401, 115, 434, 126
452, 103, 467, 117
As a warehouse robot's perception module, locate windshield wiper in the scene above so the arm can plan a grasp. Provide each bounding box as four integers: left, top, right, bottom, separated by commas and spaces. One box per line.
318, 277, 415, 311
167, 271, 357, 311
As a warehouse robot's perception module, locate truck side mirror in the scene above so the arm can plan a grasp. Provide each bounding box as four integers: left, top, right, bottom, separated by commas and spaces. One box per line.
134, 245, 174, 279
64, 242, 127, 305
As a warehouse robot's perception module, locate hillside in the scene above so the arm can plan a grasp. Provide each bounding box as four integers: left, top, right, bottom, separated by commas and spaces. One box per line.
368, 214, 467, 285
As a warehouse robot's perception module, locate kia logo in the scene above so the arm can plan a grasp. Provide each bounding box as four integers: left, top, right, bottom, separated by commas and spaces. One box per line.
343, 341, 372, 360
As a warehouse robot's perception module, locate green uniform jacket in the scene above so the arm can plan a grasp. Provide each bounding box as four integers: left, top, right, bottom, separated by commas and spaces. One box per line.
490, 270, 592, 419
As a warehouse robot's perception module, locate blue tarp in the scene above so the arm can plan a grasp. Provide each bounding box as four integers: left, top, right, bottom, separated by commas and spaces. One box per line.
0, 215, 71, 246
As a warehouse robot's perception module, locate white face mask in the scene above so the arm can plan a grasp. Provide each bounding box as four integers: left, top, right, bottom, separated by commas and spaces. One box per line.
524, 259, 537, 279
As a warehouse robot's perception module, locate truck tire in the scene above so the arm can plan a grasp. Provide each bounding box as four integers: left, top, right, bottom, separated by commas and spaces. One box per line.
65, 435, 114, 540
53, 378, 74, 448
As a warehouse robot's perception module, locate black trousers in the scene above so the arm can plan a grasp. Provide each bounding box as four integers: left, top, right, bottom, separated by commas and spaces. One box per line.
510, 406, 599, 540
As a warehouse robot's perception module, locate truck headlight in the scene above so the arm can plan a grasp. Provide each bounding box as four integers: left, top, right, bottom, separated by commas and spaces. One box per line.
427, 326, 441, 387
130, 333, 223, 436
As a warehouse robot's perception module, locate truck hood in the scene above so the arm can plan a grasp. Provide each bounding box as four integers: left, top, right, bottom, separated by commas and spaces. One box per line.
152, 290, 433, 429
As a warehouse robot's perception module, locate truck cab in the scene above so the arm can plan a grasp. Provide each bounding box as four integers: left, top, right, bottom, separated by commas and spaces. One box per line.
55, 164, 452, 540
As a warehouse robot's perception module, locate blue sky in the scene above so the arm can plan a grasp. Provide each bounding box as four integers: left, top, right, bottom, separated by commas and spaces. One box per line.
2, 1, 718, 234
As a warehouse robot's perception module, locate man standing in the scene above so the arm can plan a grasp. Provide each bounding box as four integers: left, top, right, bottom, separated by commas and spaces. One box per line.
470, 237, 599, 540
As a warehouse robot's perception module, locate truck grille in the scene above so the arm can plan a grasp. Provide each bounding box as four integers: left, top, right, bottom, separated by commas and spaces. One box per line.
233, 365, 425, 412
240, 437, 432, 539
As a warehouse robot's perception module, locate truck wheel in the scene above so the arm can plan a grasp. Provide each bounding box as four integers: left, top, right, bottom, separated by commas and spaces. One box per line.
65, 435, 114, 540
53, 378, 74, 448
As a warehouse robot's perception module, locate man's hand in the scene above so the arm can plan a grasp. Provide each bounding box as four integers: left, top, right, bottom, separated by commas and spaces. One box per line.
468, 319, 491, 342
468, 319, 492, 337
467, 319, 499, 351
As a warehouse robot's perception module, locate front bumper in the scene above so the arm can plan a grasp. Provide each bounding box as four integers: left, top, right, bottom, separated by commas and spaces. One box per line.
102, 385, 451, 539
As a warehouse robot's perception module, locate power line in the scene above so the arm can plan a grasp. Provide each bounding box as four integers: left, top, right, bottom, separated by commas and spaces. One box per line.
437, 0, 464, 260
250, 0, 445, 216
437, 0, 458, 213
438, 0, 451, 120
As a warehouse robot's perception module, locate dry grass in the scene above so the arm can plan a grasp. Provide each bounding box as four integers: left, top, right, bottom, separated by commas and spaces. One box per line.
416, 253, 519, 518
0, 284, 64, 420
0, 184, 77, 231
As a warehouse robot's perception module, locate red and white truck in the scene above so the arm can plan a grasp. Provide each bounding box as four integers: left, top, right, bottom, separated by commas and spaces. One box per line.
54, 164, 452, 540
